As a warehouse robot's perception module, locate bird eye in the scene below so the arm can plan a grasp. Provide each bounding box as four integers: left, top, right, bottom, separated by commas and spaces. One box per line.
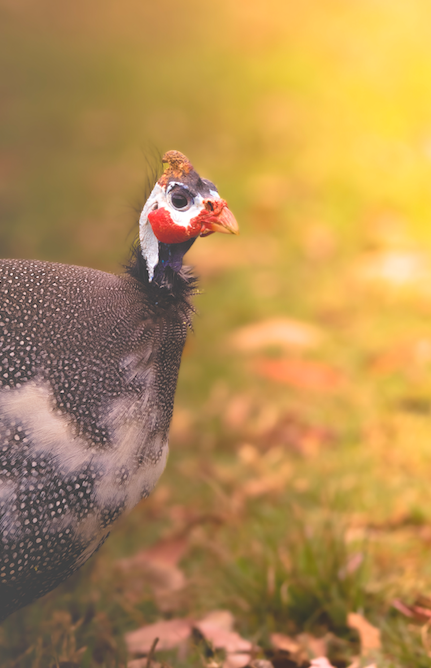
169, 188, 192, 211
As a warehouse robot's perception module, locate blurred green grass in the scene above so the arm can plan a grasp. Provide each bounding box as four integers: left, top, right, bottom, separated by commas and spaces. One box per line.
4, 0, 431, 262
4, 1, 431, 666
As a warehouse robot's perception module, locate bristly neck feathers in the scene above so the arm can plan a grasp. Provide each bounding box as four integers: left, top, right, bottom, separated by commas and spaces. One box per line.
125, 239, 198, 312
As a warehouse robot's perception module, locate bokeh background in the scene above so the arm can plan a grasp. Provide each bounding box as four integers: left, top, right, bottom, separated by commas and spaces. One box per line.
4, 0, 431, 265
4, 1, 431, 666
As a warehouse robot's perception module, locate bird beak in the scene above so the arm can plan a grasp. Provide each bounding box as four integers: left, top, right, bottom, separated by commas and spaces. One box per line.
199, 199, 239, 237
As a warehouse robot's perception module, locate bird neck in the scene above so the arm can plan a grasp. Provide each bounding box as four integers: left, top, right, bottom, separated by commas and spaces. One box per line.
125, 238, 197, 312
153, 238, 196, 284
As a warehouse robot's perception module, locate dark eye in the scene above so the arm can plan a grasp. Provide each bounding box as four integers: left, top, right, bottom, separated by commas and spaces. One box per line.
169, 188, 192, 211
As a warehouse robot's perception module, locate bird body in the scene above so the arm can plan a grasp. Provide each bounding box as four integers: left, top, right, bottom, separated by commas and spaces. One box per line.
0, 151, 238, 620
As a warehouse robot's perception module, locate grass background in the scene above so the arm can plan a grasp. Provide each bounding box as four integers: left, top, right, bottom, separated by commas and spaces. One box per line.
2, 0, 431, 665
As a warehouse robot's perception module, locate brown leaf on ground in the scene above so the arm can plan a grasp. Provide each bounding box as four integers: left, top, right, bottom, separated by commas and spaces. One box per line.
262, 413, 335, 457
116, 535, 188, 606
223, 654, 254, 668
230, 318, 323, 353
195, 620, 252, 654
133, 535, 189, 569
270, 633, 301, 654
271, 632, 328, 663
197, 610, 235, 633
254, 357, 345, 392
347, 613, 381, 655
125, 618, 192, 655
240, 462, 292, 499
309, 658, 336, 668
297, 633, 328, 659
195, 610, 253, 668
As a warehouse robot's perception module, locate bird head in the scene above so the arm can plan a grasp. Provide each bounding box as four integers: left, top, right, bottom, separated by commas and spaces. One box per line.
139, 150, 239, 281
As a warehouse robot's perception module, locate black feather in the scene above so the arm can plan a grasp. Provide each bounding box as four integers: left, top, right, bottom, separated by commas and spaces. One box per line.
125, 241, 198, 324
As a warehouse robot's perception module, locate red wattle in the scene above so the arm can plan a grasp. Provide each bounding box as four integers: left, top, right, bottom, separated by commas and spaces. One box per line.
189, 199, 231, 235
148, 208, 203, 243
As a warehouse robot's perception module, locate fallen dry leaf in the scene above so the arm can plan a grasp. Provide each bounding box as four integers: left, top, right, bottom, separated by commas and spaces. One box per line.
240, 462, 292, 498
197, 610, 235, 633
347, 613, 381, 655
309, 658, 336, 668
271, 631, 329, 664
195, 610, 254, 668
254, 357, 345, 392
230, 317, 323, 353
116, 535, 188, 609
270, 633, 301, 654
262, 413, 334, 457
297, 633, 328, 659
134, 535, 189, 568
195, 620, 252, 654
125, 618, 192, 655
223, 654, 253, 668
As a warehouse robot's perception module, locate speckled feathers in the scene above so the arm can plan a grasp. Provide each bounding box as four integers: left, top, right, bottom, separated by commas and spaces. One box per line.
0, 149, 238, 621
0, 259, 193, 620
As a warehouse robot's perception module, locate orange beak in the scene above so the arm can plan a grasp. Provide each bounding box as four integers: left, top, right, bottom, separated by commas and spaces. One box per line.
199, 198, 239, 237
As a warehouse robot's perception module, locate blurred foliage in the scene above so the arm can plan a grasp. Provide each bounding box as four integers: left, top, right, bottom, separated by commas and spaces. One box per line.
3, 0, 431, 264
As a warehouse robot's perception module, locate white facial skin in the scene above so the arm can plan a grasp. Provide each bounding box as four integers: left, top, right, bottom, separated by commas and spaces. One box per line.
139, 183, 164, 282
139, 182, 221, 281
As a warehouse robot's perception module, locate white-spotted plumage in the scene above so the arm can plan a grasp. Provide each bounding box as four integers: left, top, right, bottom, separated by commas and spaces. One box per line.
0, 259, 185, 619
0, 150, 238, 621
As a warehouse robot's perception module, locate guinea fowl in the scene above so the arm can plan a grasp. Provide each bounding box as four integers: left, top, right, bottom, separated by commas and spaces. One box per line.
0, 150, 238, 621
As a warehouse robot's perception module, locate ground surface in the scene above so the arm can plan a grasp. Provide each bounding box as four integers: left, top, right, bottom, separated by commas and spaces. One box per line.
2, 1, 431, 666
